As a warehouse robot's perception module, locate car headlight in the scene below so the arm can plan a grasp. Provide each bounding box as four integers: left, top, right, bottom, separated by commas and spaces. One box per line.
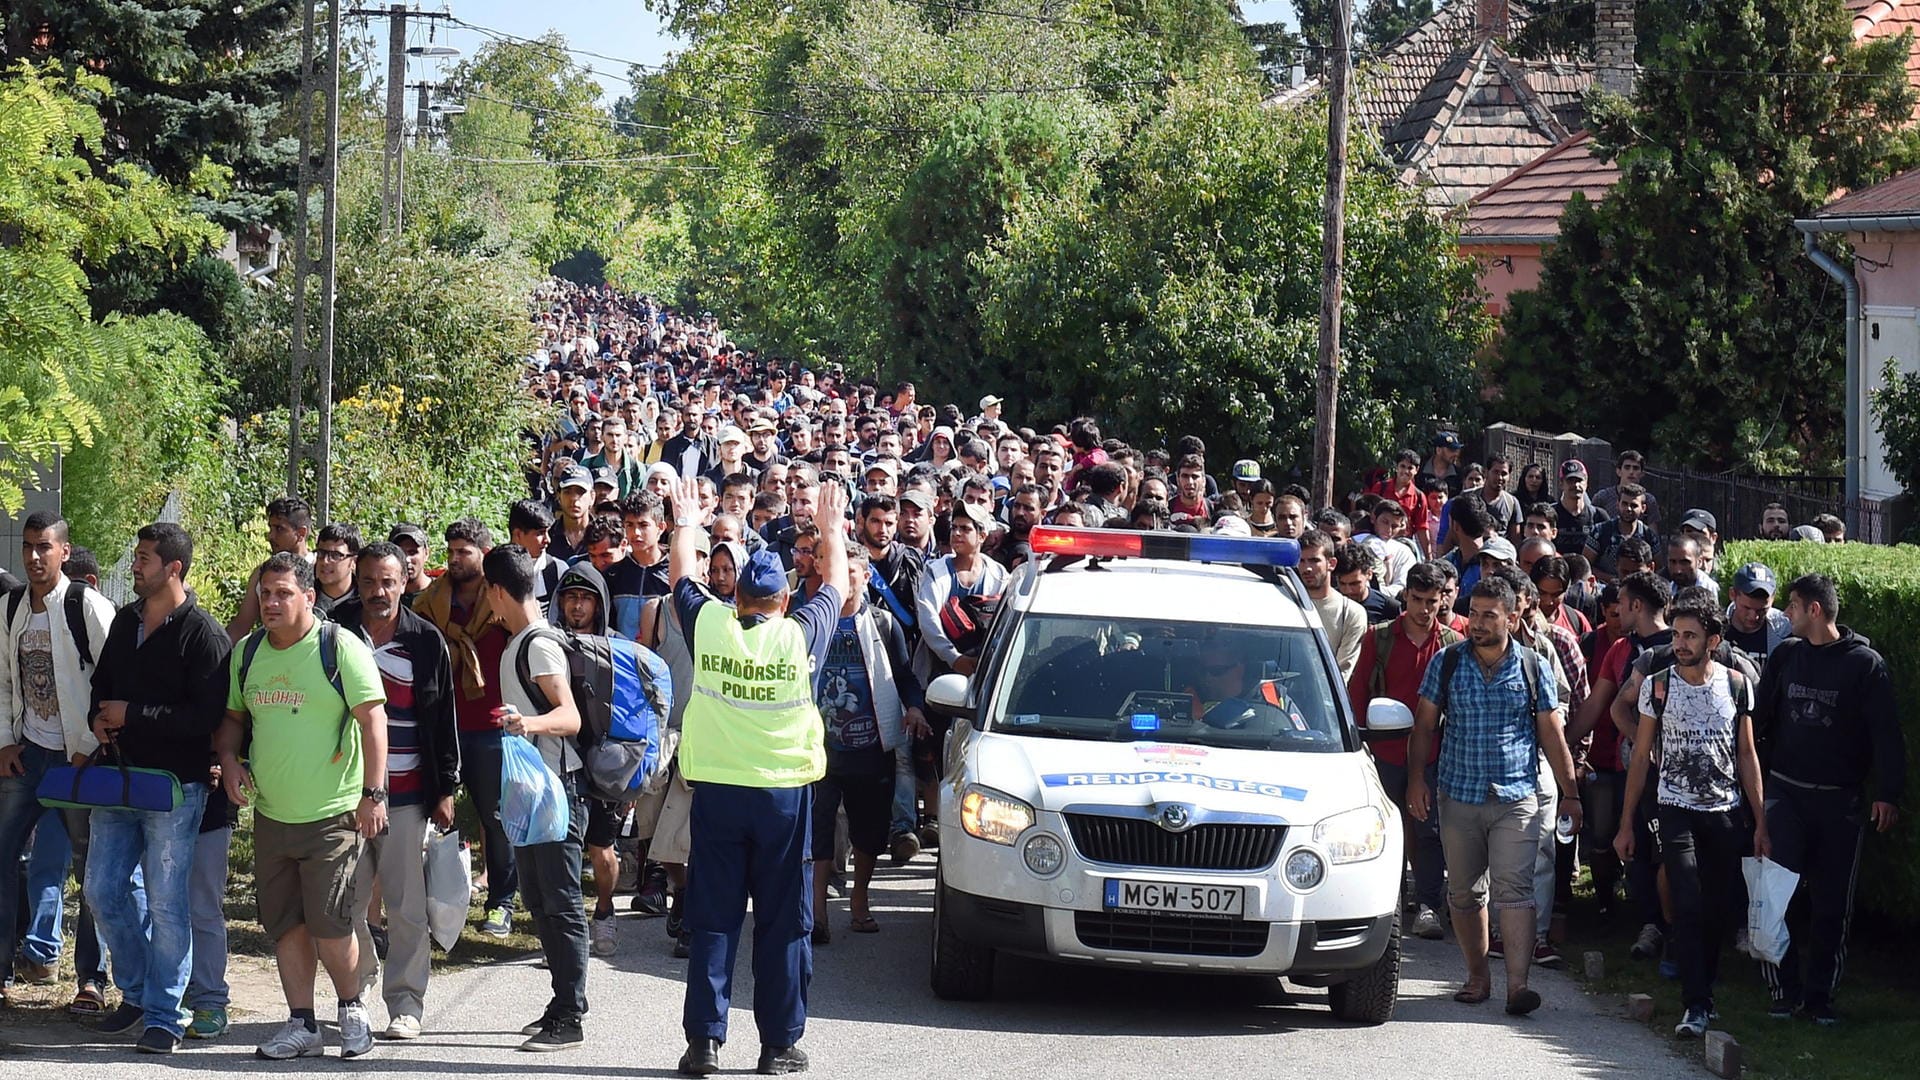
959, 785, 1034, 846
1285, 849, 1325, 890
1314, 805, 1388, 864
1022, 833, 1064, 877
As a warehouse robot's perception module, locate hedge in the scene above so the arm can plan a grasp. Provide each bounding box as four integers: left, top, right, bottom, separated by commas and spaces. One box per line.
1717, 540, 1920, 919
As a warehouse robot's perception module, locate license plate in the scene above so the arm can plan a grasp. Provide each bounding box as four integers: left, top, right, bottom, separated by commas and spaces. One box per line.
1103, 879, 1245, 918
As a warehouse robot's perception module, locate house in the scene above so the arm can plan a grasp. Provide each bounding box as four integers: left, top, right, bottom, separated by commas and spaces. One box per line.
1851, 0, 1920, 118
1458, 131, 1620, 316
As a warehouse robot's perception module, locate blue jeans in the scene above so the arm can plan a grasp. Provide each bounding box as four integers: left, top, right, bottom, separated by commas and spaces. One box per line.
459, 730, 519, 913
187, 826, 232, 1010
890, 748, 916, 837
85, 783, 208, 1038
0, 740, 70, 977
19, 807, 108, 986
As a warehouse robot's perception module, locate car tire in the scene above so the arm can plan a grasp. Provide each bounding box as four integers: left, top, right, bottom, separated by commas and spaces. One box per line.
930, 878, 996, 1001
1327, 909, 1400, 1025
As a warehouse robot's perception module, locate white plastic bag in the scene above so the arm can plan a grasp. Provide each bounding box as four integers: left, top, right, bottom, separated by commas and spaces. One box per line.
424, 827, 472, 952
1744, 855, 1799, 966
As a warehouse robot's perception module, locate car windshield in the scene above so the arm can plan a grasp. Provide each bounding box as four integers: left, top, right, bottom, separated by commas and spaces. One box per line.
985, 613, 1347, 752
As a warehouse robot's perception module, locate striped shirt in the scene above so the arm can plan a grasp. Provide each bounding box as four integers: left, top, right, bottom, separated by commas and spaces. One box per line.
374, 640, 423, 807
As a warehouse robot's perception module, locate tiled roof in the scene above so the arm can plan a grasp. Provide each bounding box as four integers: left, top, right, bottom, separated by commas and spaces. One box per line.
1460, 131, 1623, 238
1849, 0, 1920, 118
1817, 167, 1920, 217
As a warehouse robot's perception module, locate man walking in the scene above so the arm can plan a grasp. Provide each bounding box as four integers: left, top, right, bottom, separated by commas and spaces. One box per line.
1406, 578, 1581, 1016
81, 523, 230, 1053
1753, 574, 1906, 1025
335, 542, 459, 1041
215, 553, 389, 1060
669, 475, 848, 1077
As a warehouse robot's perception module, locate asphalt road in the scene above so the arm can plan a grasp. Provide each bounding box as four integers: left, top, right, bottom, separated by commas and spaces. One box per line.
0, 862, 1705, 1079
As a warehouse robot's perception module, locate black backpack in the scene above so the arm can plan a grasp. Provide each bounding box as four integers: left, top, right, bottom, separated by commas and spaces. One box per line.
7, 582, 96, 669
236, 623, 351, 761
1431, 640, 1545, 725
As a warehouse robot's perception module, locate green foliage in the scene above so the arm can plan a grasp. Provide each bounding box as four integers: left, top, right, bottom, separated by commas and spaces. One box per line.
1717, 540, 1920, 919
1871, 358, 1920, 499
1357, 0, 1433, 48
1496, 0, 1919, 471
0, 63, 222, 515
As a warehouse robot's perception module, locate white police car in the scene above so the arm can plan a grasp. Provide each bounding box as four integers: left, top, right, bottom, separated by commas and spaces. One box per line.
924, 527, 1410, 1023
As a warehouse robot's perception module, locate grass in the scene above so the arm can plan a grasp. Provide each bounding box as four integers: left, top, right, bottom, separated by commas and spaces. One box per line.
1559, 878, 1918, 1080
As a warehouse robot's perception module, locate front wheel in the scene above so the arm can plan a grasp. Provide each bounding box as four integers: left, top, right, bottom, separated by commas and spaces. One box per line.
1327, 910, 1401, 1025
929, 878, 996, 1001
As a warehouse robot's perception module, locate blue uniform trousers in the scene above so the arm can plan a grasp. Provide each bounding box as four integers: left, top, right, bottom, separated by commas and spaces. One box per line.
682, 782, 813, 1048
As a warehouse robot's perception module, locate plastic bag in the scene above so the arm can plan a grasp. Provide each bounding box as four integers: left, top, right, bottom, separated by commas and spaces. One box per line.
500, 734, 569, 846
1744, 855, 1800, 966
423, 828, 472, 951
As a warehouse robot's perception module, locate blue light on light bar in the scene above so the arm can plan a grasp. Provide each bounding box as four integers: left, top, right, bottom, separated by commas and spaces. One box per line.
1130, 712, 1160, 732
1031, 526, 1301, 568
1186, 534, 1302, 568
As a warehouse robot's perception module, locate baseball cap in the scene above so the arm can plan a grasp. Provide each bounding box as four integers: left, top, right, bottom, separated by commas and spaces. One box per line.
1790, 524, 1826, 542
1213, 515, 1253, 537
389, 523, 429, 548
1733, 562, 1778, 598
978, 394, 1003, 411
952, 502, 994, 530
737, 548, 790, 599
748, 415, 778, 434
864, 458, 899, 478
1679, 509, 1718, 534
715, 424, 749, 446
591, 466, 616, 490
899, 489, 934, 512
1433, 431, 1463, 451
1481, 536, 1517, 562
685, 527, 712, 554
932, 425, 956, 444
558, 467, 593, 492
1559, 459, 1588, 480
1232, 459, 1261, 482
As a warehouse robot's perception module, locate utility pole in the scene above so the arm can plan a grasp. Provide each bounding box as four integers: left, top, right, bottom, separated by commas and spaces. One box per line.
353, 5, 457, 239
286, 0, 342, 519
1311, 0, 1353, 510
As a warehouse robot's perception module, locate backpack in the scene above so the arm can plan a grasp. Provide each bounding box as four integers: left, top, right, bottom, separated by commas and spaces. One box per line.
236, 623, 352, 761
516, 627, 675, 801
1432, 640, 1545, 725
1647, 664, 1749, 724
7, 583, 96, 669
1368, 621, 1463, 702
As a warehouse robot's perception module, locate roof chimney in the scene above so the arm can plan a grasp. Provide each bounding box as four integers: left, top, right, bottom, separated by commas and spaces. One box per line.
1594, 0, 1637, 95
1473, 0, 1509, 43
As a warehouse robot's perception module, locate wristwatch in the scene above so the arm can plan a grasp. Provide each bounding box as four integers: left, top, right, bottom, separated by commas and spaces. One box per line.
362, 787, 388, 804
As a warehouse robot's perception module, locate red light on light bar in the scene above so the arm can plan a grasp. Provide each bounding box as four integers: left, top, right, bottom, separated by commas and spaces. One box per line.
1029, 526, 1142, 558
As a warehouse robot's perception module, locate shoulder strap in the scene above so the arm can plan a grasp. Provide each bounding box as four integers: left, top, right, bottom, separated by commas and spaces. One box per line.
5, 584, 24, 626
1368, 623, 1396, 701
64, 583, 93, 668
869, 566, 915, 629
236, 629, 268, 708
1434, 641, 1466, 719
317, 622, 355, 763
1518, 644, 1543, 716
514, 625, 568, 715
1650, 666, 1671, 723
1725, 665, 1750, 715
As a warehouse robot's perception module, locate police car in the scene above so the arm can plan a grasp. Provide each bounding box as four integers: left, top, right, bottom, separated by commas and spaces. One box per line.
924, 527, 1410, 1024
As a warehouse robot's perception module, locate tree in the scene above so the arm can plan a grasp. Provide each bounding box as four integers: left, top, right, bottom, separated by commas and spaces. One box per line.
1358, 0, 1433, 48
1496, 0, 1918, 470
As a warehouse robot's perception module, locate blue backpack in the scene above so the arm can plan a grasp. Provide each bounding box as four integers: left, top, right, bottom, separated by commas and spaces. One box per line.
517, 627, 674, 802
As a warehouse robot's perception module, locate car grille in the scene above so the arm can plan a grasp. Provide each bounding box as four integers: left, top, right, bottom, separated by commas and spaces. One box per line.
1064, 813, 1286, 871
1073, 910, 1269, 957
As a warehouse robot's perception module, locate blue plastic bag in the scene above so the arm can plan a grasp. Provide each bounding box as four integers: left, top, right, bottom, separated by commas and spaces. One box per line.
499, 734, 569, 846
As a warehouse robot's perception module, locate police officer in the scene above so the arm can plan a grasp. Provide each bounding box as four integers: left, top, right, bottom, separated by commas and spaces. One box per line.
667, 476, 849, 1077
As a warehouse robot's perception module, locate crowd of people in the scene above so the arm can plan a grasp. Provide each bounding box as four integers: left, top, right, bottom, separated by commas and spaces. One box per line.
0, 278, 1902, 1070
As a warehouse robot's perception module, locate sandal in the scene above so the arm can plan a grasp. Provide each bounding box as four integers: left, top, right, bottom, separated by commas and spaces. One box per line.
1452, 985, 1491, 1005
1505, 988, 1543, 1016
69, 983, 107, 1016
811, 925, 831, 946
849, 915, 880, 934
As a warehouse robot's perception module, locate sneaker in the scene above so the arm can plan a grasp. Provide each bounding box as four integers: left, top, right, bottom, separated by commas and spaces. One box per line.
187, 1007, 229, 1039
1532, 940, 1564, 968
1631, 923, 1664, 959
1807, 1001, 1839, 1027
757, 1043, 809, 1074
916, 823, 940, 851
1768, 998, 1796, 1021
1674, 1006, 1710, 1037
382, 1015, 423, 1040
666, 891, 686, 938
90, 1002, 146, 1035
673, 933, 691, 959
521, 1013, 555, 1037
592, 915, 618, 957
1486, 935, 1504, 960
520, 1016, 583, 1052
338, 1000, 374, 1058
14, 959, 55, 985
256, 1017, 324, 1060
1412, 906, 1445, 940
136, 1027, 181, 1054
633, 878, 669, 917
888, 830, 920, 866
482, 907, 513, 937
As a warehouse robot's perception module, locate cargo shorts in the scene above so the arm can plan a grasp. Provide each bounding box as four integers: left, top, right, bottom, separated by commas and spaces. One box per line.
255, 811, 366, 941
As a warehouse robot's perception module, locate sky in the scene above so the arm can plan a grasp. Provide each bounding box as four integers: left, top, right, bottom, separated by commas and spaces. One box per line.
395, 0, 1302, 104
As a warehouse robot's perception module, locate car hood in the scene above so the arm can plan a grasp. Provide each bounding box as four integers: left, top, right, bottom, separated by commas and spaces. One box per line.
967, 731, 1380, 826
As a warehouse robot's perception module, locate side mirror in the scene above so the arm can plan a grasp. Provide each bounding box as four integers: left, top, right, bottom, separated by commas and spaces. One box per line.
1361, 697, 1415, 740
925, 672, 971, 716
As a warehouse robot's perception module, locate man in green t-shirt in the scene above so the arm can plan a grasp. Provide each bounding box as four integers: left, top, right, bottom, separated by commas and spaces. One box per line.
215, 552, 388, 1061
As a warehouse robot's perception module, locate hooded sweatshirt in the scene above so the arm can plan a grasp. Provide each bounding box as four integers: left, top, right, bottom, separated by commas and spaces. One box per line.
549, 560, 615, 637
1754, 628, 1906, 803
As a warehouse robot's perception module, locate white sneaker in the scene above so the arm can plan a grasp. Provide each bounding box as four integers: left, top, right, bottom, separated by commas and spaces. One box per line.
338, 1001, 374, 1058
1412, 906, 1446, 940
591, 915, 618, 957
256, 1018, 324, 1060
382, 1015, 423, 1040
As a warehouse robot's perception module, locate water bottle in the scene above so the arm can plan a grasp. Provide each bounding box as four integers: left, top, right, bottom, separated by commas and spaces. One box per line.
1555, 813, 1577, 845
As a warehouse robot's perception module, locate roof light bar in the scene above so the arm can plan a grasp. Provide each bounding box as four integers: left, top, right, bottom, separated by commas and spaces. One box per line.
1030, 526, 1300, 568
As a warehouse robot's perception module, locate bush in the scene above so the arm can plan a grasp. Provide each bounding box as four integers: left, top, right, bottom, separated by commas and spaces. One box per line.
1717, 540, 1920, 919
